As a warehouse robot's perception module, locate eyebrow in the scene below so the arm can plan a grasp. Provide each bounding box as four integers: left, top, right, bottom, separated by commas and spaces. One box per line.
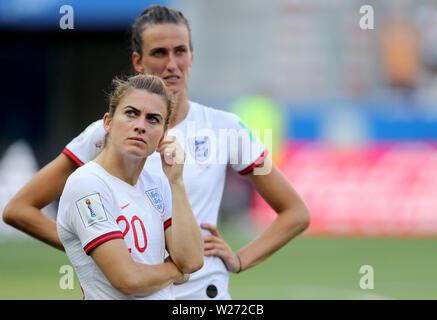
123, 105, 140, 113
123, 105, 163, 118
149, 47, 166, 53
149, 45, 187, 53
147, 113, 163, 119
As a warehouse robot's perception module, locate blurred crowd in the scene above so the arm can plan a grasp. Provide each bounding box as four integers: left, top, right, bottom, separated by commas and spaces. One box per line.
381, 0, 437, 106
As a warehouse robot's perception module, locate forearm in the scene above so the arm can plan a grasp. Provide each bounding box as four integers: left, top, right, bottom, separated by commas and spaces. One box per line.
237, 204, 309, 271
168, 181, 203, 272
236, 163, 310, 271
91, 240, 184, 297
125, 260, 182, 296
3, 203, 64, 251
2, 153, 76, 251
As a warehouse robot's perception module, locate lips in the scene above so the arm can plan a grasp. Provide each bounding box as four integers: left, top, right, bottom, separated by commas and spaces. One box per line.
128, 137, 146, 144
163, 75, 180, 84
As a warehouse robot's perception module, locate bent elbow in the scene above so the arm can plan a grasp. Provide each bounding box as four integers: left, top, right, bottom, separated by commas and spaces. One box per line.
178, 255, 204, 274
180, 262, 203, 274
2, 202, 18, 226
195, 257, 204, 272
117, 284, 135, 297
185, 258, 204, 274
113, 273, 141, 297
298, 206, 311, 232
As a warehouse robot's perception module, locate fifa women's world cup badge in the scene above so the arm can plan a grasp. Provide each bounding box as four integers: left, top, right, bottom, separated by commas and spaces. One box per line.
76, 193, 108, 227
85, 199, 96, 218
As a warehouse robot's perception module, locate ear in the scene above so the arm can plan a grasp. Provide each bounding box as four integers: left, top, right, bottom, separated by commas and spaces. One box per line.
103, 113, 112, 134
132, 51, 145, 74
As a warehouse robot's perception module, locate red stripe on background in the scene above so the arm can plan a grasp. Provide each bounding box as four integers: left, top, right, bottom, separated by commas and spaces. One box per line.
83, 231, 124, 255
62, 148, 84, 166
163, 218, 172, 230
238, 150, 268, 175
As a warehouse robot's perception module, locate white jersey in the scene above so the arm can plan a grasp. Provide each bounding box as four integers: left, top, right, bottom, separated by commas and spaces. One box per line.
57, 161, 173, 300
63, 101, 267, 299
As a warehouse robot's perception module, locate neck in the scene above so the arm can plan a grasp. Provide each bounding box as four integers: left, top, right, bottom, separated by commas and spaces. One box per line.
94, 147, 146, 186
169, 91, 190, 128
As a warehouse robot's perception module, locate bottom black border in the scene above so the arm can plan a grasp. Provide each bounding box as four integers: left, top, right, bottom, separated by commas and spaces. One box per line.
0, 300, 432, 318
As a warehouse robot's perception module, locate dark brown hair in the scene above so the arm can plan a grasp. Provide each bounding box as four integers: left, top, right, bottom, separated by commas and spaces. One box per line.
131, 5, 193, 58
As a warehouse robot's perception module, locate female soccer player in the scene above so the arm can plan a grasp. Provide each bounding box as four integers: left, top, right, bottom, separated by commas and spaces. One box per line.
3, 5, 310, 299
57, 74, 203, 299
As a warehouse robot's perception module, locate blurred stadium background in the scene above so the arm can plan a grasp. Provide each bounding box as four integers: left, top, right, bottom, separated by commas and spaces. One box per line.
1, 0, 437, 299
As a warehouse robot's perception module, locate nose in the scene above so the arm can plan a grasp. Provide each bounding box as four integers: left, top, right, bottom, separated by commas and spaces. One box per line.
166, 53, 177, 71
134, 117, 146, 134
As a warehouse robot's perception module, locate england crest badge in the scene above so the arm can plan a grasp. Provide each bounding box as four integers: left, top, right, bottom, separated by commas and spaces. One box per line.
189, 136, 210, 162
145, 188, 165, 214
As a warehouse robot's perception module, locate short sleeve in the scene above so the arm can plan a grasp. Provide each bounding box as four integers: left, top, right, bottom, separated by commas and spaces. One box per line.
62, 120, 106, 166
59, 172, 123, 255
223, 113, 268, 174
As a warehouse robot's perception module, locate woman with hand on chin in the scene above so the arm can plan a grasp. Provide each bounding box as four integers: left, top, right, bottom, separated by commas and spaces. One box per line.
4, 5, 309, 300
56, 74, 203, 299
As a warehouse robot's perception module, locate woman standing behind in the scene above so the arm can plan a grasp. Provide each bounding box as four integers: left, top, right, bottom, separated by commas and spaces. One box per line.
56, 74, 203, 299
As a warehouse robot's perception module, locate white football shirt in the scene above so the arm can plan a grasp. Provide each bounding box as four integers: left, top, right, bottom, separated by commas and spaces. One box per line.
63, 101, 267, 299
57, 161, 173, 300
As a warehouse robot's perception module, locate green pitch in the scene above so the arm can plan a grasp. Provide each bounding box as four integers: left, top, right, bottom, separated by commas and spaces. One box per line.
1, 225, 436, 300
